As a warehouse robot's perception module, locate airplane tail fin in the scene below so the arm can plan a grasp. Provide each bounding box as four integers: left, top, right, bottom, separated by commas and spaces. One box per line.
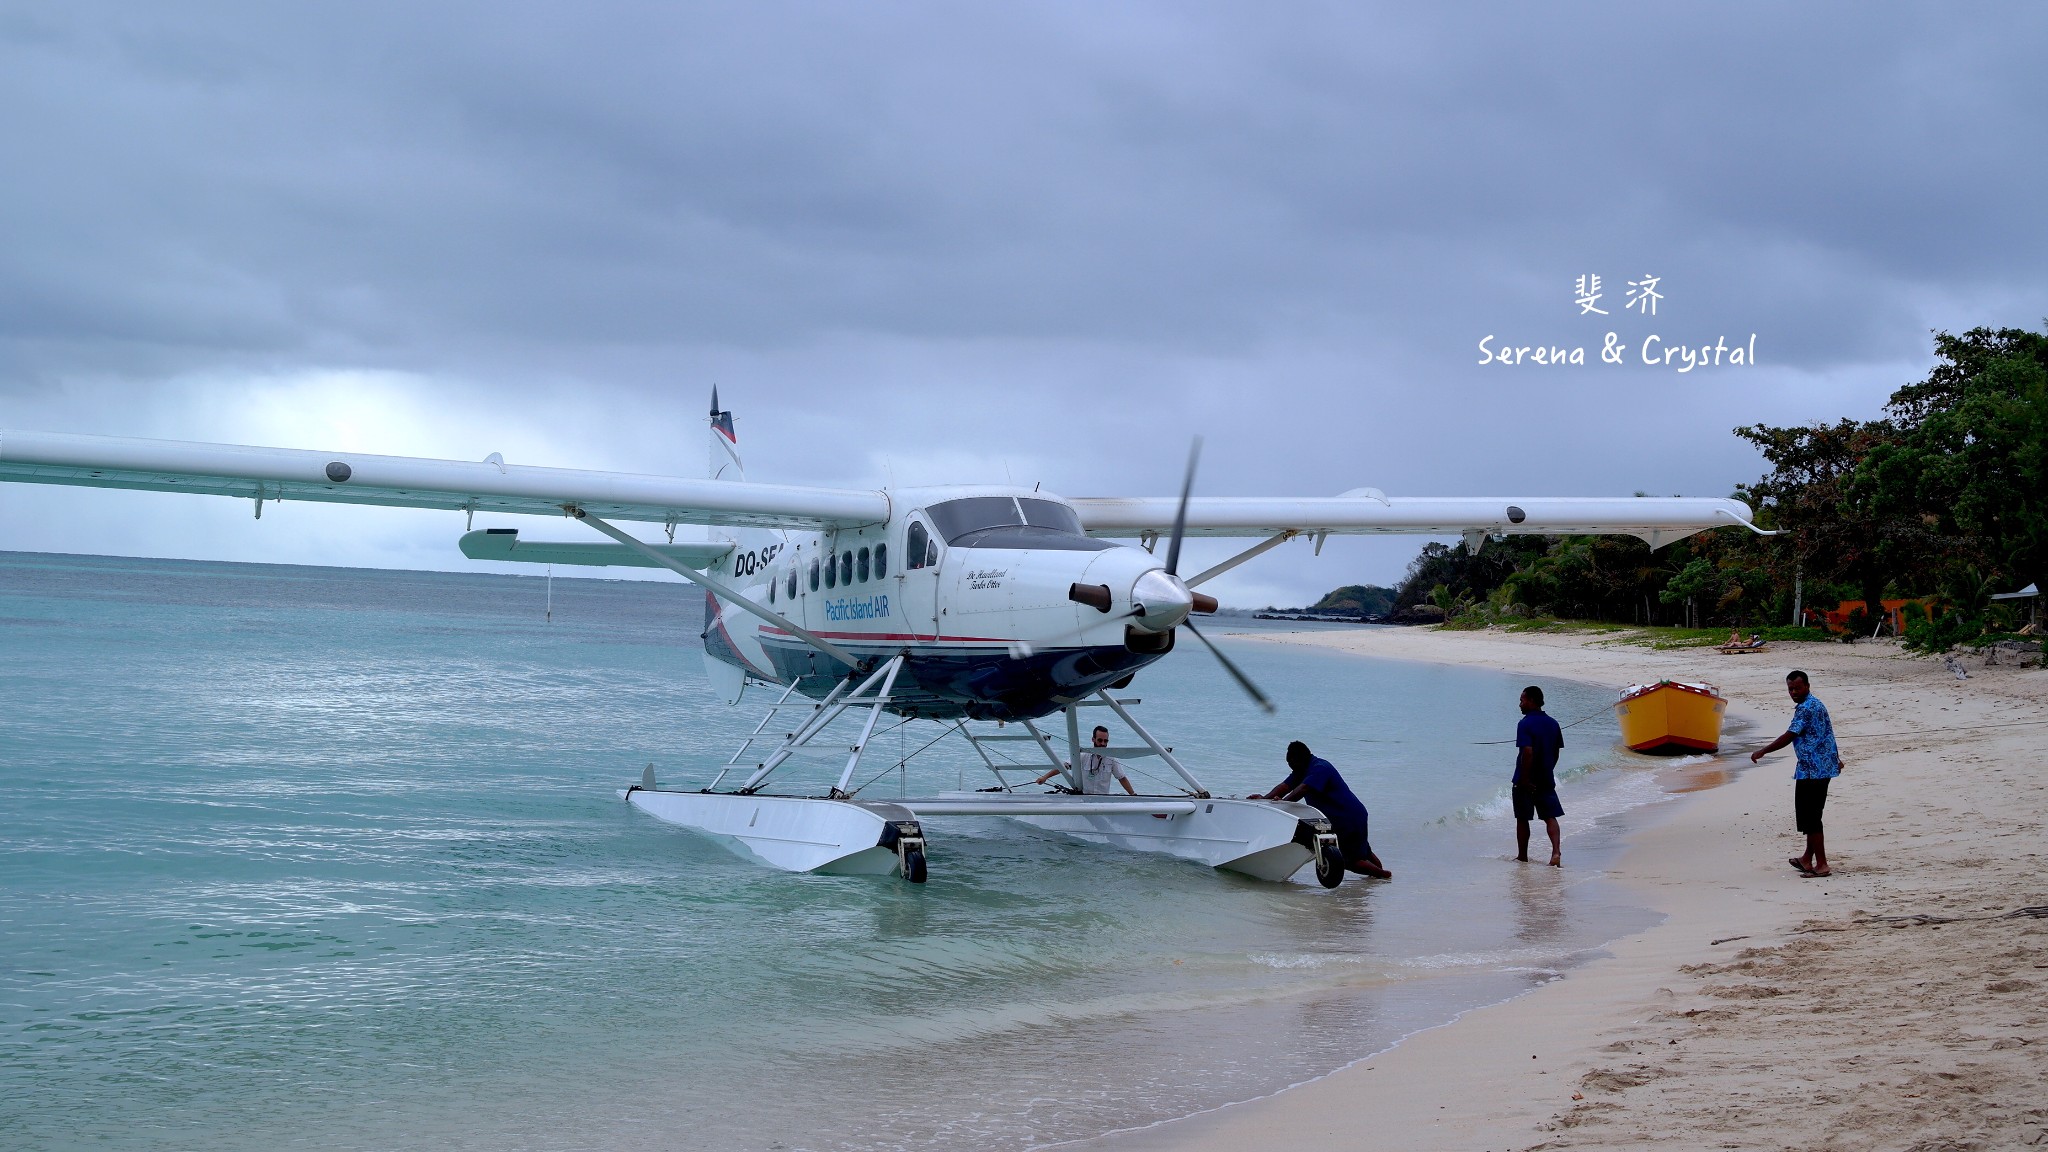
709, 386, 743, 482
701, 388, 767, 696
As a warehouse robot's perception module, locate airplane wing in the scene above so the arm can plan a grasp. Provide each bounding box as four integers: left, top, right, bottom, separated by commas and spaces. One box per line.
1069, 493, 1760, 549
0, 430, 888, 530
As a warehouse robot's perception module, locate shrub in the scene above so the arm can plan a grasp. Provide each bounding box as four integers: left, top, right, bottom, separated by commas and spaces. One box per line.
1903, 609, 1985, 653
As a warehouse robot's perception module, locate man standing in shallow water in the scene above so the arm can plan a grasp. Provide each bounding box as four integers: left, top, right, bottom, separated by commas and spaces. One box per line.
1750, 669, 1841, 877
1513, 685, 1565, 866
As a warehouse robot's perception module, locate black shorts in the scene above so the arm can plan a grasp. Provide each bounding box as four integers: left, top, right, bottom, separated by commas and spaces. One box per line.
1794, 777, 1830, 835
1330, 814, 1375, 869
1513, 787, 1564, 821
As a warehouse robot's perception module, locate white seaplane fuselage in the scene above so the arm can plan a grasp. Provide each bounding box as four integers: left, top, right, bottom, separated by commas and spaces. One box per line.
697, 484, 1192, 722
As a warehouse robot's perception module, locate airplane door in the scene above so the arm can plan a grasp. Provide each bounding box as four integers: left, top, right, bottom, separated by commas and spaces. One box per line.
896, 516, 942, 640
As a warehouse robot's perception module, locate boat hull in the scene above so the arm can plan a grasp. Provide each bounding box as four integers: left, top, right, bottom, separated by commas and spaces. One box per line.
1615, 681, 1726, 754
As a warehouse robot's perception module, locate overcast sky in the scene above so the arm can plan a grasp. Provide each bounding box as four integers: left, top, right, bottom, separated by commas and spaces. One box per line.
2, 2, 2044, 606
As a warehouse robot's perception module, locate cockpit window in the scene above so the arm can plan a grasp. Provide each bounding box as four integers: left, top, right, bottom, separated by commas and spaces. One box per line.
925, 496, 1112, 551
926, 497, 1020, 541
1019, 498, 1085, 534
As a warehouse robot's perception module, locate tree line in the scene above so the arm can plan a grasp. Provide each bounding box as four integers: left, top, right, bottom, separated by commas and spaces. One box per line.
1384, 325, 2047, 651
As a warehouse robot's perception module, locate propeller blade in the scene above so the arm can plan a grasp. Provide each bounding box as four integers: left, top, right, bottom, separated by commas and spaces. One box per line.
1183, 620, 1275, 713
1164, 436, 1201, 577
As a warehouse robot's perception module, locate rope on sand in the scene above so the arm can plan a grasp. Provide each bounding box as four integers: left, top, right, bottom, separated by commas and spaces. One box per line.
1833, 717, 2048, 739
1802, 906, 2048, 931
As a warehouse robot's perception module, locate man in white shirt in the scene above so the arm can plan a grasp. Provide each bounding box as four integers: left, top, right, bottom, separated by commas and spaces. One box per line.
1034, 725, 1138, 795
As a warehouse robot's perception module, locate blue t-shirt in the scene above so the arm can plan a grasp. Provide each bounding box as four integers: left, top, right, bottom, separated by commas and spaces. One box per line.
1788, 695, 1841, 780
1283, 757, 1369, 829
1514, 711, 1564, 792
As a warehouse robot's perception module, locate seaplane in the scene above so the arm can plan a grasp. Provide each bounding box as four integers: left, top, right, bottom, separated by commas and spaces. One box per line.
0, 394, 1760, 886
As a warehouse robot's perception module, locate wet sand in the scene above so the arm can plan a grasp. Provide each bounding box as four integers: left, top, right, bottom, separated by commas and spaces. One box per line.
1083, 627, 2048, 1151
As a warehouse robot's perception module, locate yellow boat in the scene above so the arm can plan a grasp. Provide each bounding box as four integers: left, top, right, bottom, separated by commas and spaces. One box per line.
1614, 680, 1726, 754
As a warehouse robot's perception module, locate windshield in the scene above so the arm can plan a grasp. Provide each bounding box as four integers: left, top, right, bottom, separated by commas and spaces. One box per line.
925, 496, 1111, 551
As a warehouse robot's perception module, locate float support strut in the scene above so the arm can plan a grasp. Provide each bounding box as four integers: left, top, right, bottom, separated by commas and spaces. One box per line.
832, 656, 905, 798
1098, 690, 1209, 797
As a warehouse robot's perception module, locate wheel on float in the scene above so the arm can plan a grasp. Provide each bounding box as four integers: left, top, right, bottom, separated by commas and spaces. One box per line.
902, 845, 928, 884
1313, 838, 1344, 888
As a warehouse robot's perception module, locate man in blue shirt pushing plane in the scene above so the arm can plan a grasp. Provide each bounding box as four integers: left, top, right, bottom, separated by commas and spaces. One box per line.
1513, 685, 1566, 867
1250, 741, 1392, 880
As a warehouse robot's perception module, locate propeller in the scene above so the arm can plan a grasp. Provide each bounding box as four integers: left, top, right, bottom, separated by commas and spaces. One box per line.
1163, 437, 1199, 578
1183, 619, 1275, 713
1009, 435, 1275, 714
1159, 437, 1273, 713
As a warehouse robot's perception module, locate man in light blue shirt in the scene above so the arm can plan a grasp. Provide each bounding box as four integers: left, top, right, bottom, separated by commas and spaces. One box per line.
1751, 670, 1842, 877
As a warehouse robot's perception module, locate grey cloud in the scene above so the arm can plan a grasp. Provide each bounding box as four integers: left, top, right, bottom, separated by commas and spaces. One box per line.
1, 2, 2045, 601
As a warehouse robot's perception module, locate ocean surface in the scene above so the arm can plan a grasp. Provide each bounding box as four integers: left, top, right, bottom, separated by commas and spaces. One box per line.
0, 552, 1706, 1152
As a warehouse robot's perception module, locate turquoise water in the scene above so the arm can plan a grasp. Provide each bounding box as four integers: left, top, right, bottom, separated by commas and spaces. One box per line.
1, 552, 1674, 1151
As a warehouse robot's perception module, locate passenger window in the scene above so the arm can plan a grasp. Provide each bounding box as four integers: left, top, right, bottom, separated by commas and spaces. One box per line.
840, 550, 853, 586
823, 553, 835, 589
873, 542, 887, 578
787, 566, 798, 600
857, 547, 871, 582
768, 574, 776, 604
809, 557, 819, 592
906, 522, 927, 570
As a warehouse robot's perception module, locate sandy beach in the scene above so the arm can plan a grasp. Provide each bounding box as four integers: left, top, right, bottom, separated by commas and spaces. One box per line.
1083, 626, 2048, 1152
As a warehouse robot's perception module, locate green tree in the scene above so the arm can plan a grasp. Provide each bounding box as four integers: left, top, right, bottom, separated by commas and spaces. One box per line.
1310, 584, 1398, 616
1658, 557, 1717, 628
1734, 418, 1917, 625
1859, 326, 2048, 604
1392, 538, 1545, 612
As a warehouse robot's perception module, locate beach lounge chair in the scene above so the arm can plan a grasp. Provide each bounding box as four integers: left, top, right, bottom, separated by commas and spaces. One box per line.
1717, 636, 1768, 654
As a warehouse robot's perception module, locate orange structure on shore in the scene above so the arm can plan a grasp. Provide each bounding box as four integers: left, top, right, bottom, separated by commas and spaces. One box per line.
1808, 598, 1931, 635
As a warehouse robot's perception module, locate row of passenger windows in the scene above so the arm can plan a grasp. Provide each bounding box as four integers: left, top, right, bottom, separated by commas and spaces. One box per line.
766, 541, 891, 604
761, 518, 944, 605
812, 544, 884, 590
